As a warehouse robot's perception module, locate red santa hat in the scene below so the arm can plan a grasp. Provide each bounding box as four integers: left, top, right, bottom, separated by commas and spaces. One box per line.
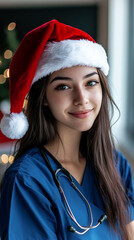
0, 19, 109, 139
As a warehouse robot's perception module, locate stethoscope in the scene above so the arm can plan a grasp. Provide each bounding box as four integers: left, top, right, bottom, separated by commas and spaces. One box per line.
40, 148, 107, 235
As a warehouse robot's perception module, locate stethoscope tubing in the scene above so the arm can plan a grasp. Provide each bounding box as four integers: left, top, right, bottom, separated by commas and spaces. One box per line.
39, 147, 107, 235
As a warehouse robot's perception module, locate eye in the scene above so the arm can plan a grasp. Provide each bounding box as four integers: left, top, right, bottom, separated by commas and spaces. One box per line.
55, 84, 69, 90
86, 80, 99, 86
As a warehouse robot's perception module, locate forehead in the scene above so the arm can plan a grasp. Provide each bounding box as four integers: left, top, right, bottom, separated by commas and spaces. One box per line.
49, 66, 98, 80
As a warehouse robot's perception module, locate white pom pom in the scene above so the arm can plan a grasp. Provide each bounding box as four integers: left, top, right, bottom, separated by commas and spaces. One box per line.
0, 112, 29, 139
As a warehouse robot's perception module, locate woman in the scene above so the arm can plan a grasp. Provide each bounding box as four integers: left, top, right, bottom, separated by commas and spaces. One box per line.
0, 19, 134, 240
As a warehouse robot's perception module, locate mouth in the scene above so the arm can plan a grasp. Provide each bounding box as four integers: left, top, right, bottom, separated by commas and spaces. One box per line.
69, 109, 93, 119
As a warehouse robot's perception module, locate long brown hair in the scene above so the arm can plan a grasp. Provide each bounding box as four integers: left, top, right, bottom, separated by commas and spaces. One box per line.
15, 69, 129, 239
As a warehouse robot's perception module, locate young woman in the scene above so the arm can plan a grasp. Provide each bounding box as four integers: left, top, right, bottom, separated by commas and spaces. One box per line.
0, 19, 134, 240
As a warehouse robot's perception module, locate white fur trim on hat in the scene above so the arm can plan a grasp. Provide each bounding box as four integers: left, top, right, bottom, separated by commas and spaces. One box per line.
33, 39, 109, 84
0, 112, 29, 139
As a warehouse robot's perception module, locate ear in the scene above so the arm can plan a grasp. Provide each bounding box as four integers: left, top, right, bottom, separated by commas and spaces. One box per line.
44, 99, 48, 106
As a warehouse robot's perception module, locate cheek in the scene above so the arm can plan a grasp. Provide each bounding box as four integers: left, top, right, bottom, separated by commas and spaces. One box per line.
46, 91, 69, 114
97, 92, 103, 107
92, 88, 102, 107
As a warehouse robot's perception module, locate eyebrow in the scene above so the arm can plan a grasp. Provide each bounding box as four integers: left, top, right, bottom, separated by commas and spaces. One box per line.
50, 71, 98, 84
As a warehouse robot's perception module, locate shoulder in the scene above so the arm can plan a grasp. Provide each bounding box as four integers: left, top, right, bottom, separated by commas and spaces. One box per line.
115, 150, 134, 206
3, 147, 54, 192
6, 147, 44, 176
115, 150, 133, 180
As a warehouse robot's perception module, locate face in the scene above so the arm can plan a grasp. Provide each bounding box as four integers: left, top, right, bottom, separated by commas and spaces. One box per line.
45, 66, 102, 133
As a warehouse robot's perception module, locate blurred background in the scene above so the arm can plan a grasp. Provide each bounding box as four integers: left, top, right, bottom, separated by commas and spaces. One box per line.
0, 0, 134, 184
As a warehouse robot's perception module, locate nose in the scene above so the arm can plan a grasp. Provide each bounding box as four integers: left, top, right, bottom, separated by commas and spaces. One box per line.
73, 87, 89, 106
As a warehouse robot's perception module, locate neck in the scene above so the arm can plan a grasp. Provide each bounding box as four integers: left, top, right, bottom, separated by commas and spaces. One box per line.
45, 124, 82, 163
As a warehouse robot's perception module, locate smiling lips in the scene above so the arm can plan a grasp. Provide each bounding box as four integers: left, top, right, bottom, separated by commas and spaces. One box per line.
69, 109, 93, 119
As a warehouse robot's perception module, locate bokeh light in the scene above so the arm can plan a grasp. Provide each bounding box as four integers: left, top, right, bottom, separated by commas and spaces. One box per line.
0, 75, 6, 84
4, 68, 10, 78
8, 155, 14, 164
8, 22, 16, 31
1, 154, 9, 164
4, 49, 13, 59
0, 154, 14, 165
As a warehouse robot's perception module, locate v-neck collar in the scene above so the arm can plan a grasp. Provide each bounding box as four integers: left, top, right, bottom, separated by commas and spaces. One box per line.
41, 147, 105, 211
71, 162, 88, 187
42, 147, 87, 187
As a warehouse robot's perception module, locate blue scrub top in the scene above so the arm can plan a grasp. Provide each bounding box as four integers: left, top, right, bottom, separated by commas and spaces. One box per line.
0, 148, 134, 240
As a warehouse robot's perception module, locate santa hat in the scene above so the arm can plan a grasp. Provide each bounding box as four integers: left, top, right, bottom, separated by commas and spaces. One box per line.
0, 19, 109, 139
0, 111, 15, 143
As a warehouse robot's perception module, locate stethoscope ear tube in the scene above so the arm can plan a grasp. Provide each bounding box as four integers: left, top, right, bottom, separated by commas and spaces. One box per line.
67, 225, 76, 233
98, 214, 107, 224
39, 147, 59, 186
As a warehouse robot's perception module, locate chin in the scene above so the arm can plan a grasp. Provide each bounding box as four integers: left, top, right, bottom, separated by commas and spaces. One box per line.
73, 123, 94, 132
